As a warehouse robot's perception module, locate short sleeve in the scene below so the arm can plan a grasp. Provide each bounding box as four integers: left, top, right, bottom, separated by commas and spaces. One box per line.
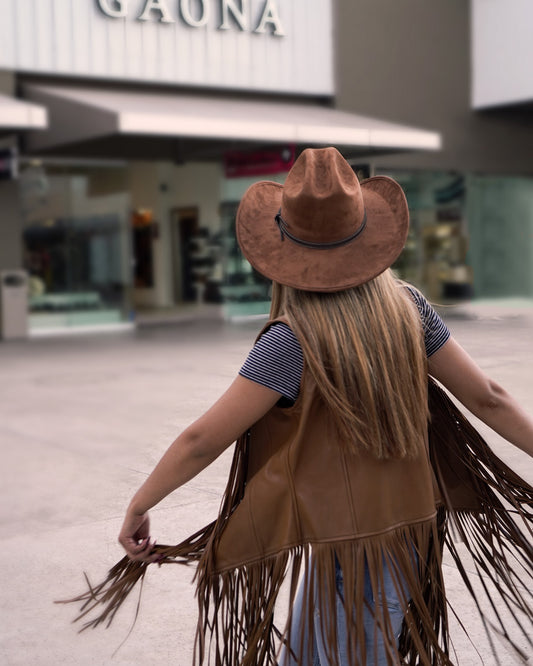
239, 322, 304, 401
406, 287, 451, 357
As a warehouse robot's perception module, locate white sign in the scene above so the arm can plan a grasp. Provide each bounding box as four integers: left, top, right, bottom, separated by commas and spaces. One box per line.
0, 0, 333, 95
96, 0, 285, 35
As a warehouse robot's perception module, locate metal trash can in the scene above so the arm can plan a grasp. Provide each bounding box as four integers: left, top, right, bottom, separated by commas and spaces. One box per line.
0, 269, 28, 340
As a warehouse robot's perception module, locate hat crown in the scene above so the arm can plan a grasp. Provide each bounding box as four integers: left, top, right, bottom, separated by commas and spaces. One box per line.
282, 148, 365, 244
235, 145, 409, 292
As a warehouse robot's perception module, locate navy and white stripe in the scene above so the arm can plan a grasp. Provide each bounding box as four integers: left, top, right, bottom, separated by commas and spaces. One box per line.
239, 322, 304, 401
406, 287, 451, 357
239, 290, 450, 401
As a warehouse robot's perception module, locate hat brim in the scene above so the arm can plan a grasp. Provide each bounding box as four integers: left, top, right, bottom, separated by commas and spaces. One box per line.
236, 176, 409, 292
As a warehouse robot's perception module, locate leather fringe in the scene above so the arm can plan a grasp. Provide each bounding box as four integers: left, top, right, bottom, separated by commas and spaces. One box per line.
428, 379, 533, 664
194, 519, 451, 665
55, 430, 251, 631
58, 384, 533, 665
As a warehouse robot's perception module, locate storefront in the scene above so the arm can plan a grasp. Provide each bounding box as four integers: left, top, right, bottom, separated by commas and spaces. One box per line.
19, 161, 133, 331
367, 166, 533, 304
376, 169, 472, 303
0, 0, 441, 336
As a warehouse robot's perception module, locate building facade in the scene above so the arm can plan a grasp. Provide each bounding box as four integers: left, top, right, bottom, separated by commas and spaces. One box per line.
0, 0, 531, 339
0, 0, 442, 337
335, 0, 533, 302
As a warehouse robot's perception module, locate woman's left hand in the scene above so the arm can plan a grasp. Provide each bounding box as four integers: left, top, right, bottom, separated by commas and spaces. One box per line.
118, 508, 159, 563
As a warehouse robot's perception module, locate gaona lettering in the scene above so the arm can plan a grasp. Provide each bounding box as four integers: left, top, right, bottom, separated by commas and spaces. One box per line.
96, 0, 285, 35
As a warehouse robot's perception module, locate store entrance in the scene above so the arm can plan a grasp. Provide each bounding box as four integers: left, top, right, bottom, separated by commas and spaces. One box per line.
170, 207, 199, 303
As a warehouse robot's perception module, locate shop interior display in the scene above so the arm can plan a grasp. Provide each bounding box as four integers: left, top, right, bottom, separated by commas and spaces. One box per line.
389, 172, 473, 302
186, 229, 221, 304
24, 215, 125, 312
218, 202, 271, 307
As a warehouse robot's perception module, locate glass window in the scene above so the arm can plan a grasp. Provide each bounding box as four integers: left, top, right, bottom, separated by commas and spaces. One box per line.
20, 164, 132, 330
379, 169, 473, 303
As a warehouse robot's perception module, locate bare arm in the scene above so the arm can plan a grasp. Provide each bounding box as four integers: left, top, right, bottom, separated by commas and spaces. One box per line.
119, 376, 282, 560
428, 336, 533, 458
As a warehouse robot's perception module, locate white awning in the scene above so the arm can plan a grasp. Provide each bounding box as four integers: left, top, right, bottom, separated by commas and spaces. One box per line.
24, 84, 441, 153
0, 94, 47, 130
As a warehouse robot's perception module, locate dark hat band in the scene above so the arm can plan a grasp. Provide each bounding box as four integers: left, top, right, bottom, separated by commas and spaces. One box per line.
274, 208, 367, 250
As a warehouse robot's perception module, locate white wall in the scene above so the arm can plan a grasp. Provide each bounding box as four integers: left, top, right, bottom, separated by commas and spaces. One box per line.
0, 0, 334, 96
471, 0, 533, 108
171, 162, 222, 233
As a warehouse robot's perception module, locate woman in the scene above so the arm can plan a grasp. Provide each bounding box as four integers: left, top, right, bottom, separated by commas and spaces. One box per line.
110, 148, 533, 665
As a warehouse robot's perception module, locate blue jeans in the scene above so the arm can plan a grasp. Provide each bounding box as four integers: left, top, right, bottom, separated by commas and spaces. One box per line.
280, 559, 405, 665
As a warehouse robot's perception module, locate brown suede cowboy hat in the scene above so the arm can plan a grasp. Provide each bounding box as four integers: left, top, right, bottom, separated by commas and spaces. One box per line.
236, 147, 409, 292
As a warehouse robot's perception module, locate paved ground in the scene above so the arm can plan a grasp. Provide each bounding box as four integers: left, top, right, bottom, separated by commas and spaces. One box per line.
1, 306, 532, 665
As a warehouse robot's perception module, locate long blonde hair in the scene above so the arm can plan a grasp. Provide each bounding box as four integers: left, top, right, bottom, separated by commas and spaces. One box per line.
270, 270, 428, 459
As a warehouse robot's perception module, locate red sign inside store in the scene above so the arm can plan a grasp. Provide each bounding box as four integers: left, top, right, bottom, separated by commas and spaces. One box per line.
224, 146, 295, 178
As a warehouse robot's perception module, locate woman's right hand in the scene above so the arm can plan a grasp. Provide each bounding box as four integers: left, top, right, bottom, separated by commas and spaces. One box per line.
118, 507, 159, 563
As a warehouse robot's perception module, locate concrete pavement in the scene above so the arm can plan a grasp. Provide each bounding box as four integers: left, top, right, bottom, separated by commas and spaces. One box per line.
1, 309, 532, 665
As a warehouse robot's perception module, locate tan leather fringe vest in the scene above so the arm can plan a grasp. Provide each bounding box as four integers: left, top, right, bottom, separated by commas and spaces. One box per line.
193, 321, 449, 666
64, 329, 533, 665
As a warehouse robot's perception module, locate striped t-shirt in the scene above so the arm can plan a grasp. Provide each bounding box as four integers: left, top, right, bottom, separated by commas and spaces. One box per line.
239, 288, 450, 402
